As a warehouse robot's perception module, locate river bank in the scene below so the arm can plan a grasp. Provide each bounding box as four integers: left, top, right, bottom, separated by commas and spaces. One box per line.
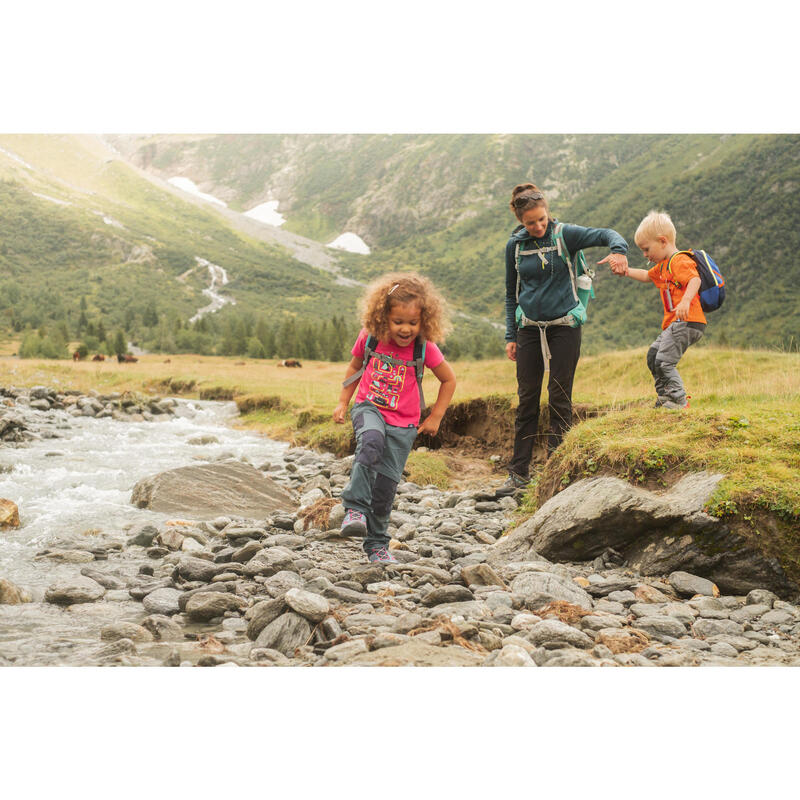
2, 382, 799, 667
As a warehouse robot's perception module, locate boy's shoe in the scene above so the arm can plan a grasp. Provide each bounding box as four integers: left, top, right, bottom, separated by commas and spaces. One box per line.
661, 399, 689, 410
367, 546, 397, 564
341, 508, 367, 537
496, 472, 530, 496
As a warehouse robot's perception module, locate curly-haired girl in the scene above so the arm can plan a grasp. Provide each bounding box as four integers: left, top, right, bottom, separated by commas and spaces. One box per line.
333, 272, 456, 563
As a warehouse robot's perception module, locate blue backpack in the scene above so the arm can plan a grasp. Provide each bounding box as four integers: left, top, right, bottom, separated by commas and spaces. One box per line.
665, 249, 726, 312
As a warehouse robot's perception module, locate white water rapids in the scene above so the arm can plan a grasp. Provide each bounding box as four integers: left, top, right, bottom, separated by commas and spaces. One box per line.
0, 399, 287, 664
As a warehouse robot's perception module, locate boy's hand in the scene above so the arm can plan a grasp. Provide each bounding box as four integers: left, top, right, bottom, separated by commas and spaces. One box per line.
598, 253, 628, 275
417, 413, 442, 436
332, 402, 348, 424
675, 299, 691, 321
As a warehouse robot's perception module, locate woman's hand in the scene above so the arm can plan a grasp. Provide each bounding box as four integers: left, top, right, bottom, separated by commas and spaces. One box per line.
332, 402, 348, 424
598, 253, 628, 275
505, 341, 517, 361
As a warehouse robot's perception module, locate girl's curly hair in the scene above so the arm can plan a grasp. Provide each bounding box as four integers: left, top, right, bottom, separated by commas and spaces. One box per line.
360, 272, 452, 343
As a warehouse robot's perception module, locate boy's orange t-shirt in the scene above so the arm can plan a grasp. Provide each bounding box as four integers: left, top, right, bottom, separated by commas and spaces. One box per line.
648, 253, 707, 329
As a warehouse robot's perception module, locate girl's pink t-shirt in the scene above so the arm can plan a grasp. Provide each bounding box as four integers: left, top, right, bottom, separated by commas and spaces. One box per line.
351, 329, 444, 428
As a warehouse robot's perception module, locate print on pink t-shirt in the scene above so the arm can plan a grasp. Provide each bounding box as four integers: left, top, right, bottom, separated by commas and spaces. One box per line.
351, 329, 444, 428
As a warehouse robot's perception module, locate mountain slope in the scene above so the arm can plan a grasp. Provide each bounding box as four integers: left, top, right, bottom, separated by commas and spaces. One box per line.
0, 135, 360, 348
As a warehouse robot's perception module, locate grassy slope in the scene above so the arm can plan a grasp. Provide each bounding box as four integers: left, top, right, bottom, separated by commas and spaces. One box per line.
0, 135, 358, 333
3, 346, 797, 521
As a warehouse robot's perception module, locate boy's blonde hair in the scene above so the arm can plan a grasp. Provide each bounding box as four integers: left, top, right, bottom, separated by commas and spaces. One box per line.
635, 210, 677, 246
360, 272, 451, 343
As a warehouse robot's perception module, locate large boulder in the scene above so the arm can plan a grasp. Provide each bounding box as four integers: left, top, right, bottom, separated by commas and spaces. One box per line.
130, 461, 296, 519
490, 472, 796, 597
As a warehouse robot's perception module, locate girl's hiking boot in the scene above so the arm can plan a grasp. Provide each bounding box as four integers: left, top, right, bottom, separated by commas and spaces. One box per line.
341, 508, 367, 537
367, 546, 397, 564
496, 472, 529, 496
661, 398, 689, 410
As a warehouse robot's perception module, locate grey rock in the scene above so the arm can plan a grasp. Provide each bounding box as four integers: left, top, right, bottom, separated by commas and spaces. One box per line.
254, 612, 312, 657
176, 556, 228, 583
746, 589, 778, 607
185, 591, 247, 622
241, 547, 295, 578
668, 571, 719, 598
79, 568, 126, 590
704, 634, 758, 652
760, 609, 794, 625
131, 461, 297, 519
710, 642, 739, 658
510, 571, 593, 611
631, 616, 687, 642
392, 612, 424, 634
250, 647, 292, 665
263, 570, 304, 597
606, 590, 637, 605
493, 644, 537, 666
525, 619, 594, 649
493, 472, 723, 563
142, 588, 182, 616
100, 622, 153, 642
540, 648, 597, 667
424, 600, 490, 619
141, 614, 184, 641
613, 653, 654, 666
284, 587, 330, 623
687, 597, 730, 619
44, 576, 105, 605
348, 639, 484, 666
126, 523, 160, 547
730, 604, 771, 624
692, 618, 745, 638
246, 598, 288, 640
581, 614, 624, 632
324, 639, 370, 662
421, 584, 474, 606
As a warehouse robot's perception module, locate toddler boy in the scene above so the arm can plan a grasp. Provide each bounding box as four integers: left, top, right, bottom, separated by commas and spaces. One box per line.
613, 210, 705, 409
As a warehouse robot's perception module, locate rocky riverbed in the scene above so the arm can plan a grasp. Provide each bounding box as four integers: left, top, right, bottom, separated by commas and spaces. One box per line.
2, 385, 799, 666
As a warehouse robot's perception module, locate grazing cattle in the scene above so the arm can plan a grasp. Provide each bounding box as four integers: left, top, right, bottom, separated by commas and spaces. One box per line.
117, 353, 138, 363
163, 358, 171, 364
72, 350, 84, 361
92, 354, 105, 362
278, 359, 302, 368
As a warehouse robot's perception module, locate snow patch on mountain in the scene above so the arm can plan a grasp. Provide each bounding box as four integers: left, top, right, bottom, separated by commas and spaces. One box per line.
168, 177, 227, 207
327, 232, 370, 255
244, 200, 285, 227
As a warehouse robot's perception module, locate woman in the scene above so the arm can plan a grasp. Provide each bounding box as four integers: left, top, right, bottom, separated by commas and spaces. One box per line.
499, 183, 628, 493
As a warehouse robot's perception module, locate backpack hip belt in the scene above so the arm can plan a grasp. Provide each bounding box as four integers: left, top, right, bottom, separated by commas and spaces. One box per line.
517, 312, 574, 372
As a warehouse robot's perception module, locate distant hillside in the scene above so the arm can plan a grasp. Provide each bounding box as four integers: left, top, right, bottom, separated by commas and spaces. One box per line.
3, 134, 799, 358
111, 133, 800, 353
0, 135, 359, 356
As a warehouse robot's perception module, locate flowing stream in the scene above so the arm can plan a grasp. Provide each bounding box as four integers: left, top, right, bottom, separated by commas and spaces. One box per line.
0, 399, 287, 665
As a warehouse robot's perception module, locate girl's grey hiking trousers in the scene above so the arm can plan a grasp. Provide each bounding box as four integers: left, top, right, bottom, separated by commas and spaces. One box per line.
341, 401, 417, 553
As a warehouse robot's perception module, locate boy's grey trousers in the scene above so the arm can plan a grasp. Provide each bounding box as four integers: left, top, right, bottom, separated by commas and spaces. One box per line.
647, 320, 705, 405
341, 401, 417, 553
